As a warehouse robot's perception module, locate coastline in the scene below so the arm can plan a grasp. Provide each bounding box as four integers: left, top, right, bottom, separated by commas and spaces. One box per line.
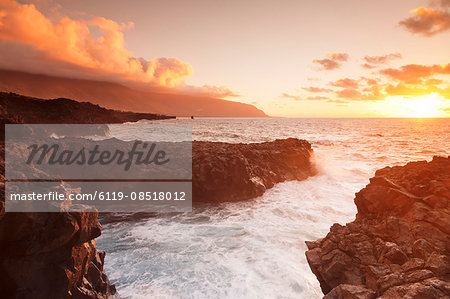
1, 93, 449, 298
0, 93, 316, 297
306, 156, 450, 298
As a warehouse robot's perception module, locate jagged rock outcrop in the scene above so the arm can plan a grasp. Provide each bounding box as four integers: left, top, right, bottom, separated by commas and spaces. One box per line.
0, 92, 159, 298
1, 139, 116, 298
192, 138, 316, 203
0, 209, 117, 299
306, 156, 450, 298
1, 138, 117, 298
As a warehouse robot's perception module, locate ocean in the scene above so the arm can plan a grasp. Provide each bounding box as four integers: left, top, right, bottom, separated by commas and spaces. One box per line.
96, 118, 450, 299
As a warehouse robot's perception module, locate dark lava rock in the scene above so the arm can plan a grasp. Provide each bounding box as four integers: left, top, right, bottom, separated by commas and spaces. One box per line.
306, 156, 450, 298
0, 91, 173, 124
0, 209, 117, 299
0, 92, 317, 297
192, 138, 316, 203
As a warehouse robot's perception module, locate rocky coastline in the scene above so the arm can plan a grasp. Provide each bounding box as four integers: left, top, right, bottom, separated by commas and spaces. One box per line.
0, 93, 173, 298
306, 156, 450, 298
1, 140, 116, 298
1, 93, 317, 298
0, 92, 174, 124
4, 92, 448, 298
0, 137, 316, 297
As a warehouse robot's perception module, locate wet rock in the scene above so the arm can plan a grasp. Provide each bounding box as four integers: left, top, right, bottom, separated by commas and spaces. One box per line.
192, 138, 316, 203
306, 156, 450, 298
0, 210, 117, 299
0, 154, 116, 299
0, 92, 177, 298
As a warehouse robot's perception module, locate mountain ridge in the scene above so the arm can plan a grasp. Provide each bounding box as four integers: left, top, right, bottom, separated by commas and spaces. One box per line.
0, 69, 267, 117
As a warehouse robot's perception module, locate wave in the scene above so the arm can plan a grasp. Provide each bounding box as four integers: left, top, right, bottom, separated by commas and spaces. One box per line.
96, 118, 450, 298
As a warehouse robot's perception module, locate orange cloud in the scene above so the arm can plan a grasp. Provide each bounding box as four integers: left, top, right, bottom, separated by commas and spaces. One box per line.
334, 86, 385, 101
312, 52, 349, 70
330, 78, 359, 89
292, 60, 449, 104
280, 93, 346, 103
335, 88, 362, 100
326, 52, 349, 61
361, 63, 377, 69
312, 58, 339, 70
361, 77, 380, 86
385, 83, 450, 98
302, 86, 333, 92
362, 53, 402, 69
295, 76, 385, 102
306, 95, 330, 101
0, 0, 193, 87
399, 4, 450, 36
181, 84, 240, 98
425, 78, 444, 85
281, 93, 329, 101
379, 63, 450, 84
280, 93, 303, 101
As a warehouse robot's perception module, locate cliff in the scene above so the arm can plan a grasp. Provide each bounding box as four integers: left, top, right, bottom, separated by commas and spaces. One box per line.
0, 92, 170, 298
0, 207, 117, 299
0, 141, 117, 298
305, 156, 450, 298
193, 138, 316, 203
0, 69, 267, 117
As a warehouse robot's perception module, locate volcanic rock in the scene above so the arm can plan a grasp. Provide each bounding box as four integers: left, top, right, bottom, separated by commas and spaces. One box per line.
192, 138, 316, 202
0, 208, 117, 299
306, 156, 450, 298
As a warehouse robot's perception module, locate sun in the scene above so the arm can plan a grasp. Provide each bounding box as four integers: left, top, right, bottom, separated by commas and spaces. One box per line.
386, 93, 446, 118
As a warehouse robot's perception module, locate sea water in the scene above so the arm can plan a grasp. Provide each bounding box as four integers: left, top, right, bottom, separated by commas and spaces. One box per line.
96, 118, 450, 299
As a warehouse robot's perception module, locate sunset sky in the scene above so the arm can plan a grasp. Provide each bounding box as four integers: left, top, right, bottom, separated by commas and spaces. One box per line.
0, 0, 449, 117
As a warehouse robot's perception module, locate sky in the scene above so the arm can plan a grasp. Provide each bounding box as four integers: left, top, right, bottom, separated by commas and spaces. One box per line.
0, 0, 449, 117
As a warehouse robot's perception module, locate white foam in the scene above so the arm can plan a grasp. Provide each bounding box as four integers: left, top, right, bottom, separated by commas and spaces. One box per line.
97, 118, 450, 298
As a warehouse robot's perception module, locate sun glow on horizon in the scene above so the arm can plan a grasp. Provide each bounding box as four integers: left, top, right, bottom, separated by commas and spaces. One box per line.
381, 93, 447, 118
